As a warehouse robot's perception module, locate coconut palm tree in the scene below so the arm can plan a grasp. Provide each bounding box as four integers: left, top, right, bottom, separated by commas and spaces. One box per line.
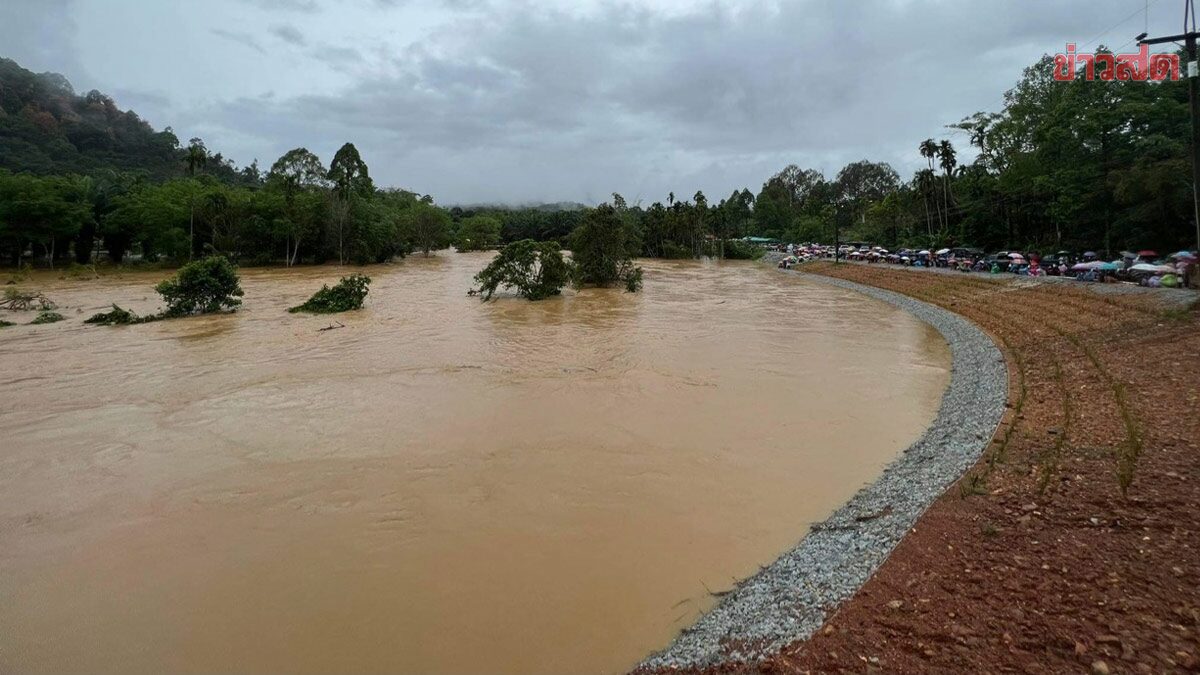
919, 139, 943, 231
184, 138, 208, 259
938, 140, 957, 237
916, 169, 938, 239
185, 138, 207, 177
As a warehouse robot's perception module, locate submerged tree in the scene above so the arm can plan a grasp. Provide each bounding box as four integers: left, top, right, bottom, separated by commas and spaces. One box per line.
570, 204, 643, 292
473, 239, 574, 301
30, 311, 64, 324
155, 255, 244, 316
84, 304, 143, 325
289, 274, 371, 313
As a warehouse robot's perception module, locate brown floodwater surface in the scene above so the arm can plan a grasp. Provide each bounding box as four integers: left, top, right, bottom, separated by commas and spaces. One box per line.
0, 253, 949, 674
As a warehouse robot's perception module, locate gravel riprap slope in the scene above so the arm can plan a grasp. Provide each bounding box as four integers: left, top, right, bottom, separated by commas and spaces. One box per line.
637, 265, 1007, 670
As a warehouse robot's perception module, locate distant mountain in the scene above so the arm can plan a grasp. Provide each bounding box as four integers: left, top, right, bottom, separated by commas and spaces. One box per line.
0, 57, 252, 182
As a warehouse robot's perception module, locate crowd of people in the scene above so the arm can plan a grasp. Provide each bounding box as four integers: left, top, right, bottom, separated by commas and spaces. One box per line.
772, 243, 1199, 289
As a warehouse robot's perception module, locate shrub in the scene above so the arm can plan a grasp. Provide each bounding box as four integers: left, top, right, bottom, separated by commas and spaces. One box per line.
721, 239, 763, 260
620, 262, 643, 292
30, 311, 64, 324
289, 274, 371, 313
473, 239, 575, 301
84, 304, 143, 326
155, 256, 244, 317
0, 319, 14, 328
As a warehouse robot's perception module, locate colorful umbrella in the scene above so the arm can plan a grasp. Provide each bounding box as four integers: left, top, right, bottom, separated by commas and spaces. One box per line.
1131, 263, 1175, 273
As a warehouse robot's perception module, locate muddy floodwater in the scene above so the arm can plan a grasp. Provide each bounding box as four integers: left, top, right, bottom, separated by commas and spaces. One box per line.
0, 253, 949, 674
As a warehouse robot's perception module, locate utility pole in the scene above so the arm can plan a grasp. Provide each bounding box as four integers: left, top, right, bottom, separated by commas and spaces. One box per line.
1140, 0, 1200, 251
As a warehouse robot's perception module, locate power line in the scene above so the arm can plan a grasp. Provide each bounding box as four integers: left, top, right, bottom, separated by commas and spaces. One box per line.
1080, 0, 1164, 50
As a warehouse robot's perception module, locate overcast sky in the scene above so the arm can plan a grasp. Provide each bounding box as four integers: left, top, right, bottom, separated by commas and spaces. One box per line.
0, 0, 1183, 204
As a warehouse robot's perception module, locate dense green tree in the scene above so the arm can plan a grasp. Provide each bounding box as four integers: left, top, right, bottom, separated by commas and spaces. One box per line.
0, 171, 91, 266
104, 179, 195, 261
455, 215, 502, 251
268, 148, 327, 265
402, 201, 452, 257
155, 255, 243, 316
835, 160, 901, 233
327, 143, 373, 200
570, 204, 642, 291
327, 143, 374, 264
473, 239, 574, 300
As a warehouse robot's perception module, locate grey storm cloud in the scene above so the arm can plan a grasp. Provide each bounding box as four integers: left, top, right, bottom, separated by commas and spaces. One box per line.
0, 0, 1183, 204
237, 0, 321, 11
270, 23, 308, 46
0, 0, 83, 79
211, 28, 269, 55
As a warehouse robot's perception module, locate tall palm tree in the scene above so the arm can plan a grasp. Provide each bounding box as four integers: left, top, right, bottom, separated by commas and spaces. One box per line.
919, 139, 943, 231
693, 190, 707, 257
916, 169, 936, 238
185, 138, 207, 259
938, 140, 957, 238
185, 138, 207, 177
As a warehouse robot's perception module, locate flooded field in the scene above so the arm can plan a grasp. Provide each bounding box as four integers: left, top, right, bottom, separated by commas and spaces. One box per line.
0, 253, 949, 674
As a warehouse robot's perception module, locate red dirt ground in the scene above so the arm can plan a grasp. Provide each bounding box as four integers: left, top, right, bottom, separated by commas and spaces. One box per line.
657, 265, 1200, 674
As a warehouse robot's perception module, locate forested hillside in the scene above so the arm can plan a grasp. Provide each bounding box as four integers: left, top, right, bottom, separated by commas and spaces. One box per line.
0, 58, 185, 178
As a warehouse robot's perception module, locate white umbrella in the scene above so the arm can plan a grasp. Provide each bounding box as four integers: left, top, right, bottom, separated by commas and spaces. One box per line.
917, 250, 931, 255
1131, 263, 1175, 273
935, 248, 950, 255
